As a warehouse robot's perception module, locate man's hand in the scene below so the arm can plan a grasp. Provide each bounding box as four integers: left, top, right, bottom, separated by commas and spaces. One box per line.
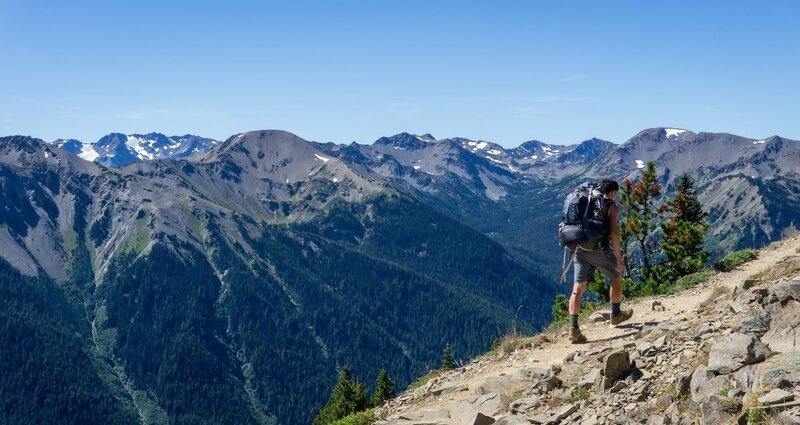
615, 260, 624, 273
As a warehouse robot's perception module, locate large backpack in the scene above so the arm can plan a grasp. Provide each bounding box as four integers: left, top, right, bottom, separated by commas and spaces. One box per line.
558, 182, 609, 252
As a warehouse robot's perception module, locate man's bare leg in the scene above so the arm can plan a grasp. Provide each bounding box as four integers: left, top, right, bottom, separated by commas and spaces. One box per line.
568, 281, 587, 343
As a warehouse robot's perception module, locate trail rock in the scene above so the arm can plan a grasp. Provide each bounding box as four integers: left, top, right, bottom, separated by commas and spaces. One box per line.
652, 335, 667, 351
431, 381, 468, 396
553, 404, 577, 421
650, 300, 665, 311
757, 352, 800, 387
454, 393, 509, 417
509, 396, 540, 413
459, 412, 496, 425
589, 311, 609, 323
595, 350, 631, 392
637, 342, 654, 356
768, 281, 800, 303
645, 414, 669, 425
399, 408, 451, 423
579, 369, 600, 390
707, 332, 770, 374
739, 307, 771, 336
761, 299, 800, 353
757, 388, 795, 405
699, 395, 739, 424
493, 416, 529, 425
690, 366, 722, 402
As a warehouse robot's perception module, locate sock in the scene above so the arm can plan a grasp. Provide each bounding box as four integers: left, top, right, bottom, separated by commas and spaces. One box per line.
612, 303, 621, 317
570, 315, 579, 329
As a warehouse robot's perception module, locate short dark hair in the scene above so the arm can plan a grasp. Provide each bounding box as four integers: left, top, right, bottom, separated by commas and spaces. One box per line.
599, 179, 619, 194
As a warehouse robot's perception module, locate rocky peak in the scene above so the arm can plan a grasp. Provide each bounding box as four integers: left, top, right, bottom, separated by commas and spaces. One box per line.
376, 235, 800, 425
374, 132, 438, 151
554, 138, 615, 165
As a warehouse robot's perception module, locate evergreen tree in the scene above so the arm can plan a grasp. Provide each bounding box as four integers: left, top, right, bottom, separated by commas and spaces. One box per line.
441, 344, 455, 370
371, 368, 395, 407
657, 173, 709, 283
313, 367, 357, 425
352, 378, 369, 412
619, 161, 662, 293
551, 293, 568, 323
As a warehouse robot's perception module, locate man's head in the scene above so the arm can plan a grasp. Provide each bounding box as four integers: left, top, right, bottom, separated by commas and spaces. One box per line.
599, 179, 619, 198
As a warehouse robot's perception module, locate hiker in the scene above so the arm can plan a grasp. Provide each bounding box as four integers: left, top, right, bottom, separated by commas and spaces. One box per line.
567, 179, 632, 343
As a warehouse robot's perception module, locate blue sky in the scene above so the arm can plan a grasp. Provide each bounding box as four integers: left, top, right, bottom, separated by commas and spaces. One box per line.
1, 1, 798, 147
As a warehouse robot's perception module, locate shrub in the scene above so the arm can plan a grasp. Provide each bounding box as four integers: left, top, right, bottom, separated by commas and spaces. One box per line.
330, 410, 375, 425
675, 271, 712, 288
714, 249, 758, 272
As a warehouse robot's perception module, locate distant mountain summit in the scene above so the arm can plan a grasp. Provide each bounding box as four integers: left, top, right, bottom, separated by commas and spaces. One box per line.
51, 132, 220, 167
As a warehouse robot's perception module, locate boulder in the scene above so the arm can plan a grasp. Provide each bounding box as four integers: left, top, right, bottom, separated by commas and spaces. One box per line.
595, 350, 631, 392
508, 396, 540, 413
589, 311, 610, 323
578, 368, 600, 390
493, 416, 529, 425
707, 332, 770, 374
645, 415, 669, 425
650, 300, 665, 311
739, 306, 771, 336
399, 408, 451, 423
699, 394, 739, 425
768, 280, 800, 303
431, 381, 468, 396
552, 404, 578, 421
761, 299, 800, 353
458, 412, 496, 425
757, 352, 800, 387
637, 341, 654, 356
757, 388, 795, 405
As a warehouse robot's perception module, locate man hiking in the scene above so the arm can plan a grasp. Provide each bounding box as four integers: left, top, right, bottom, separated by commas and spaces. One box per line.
568, 179, 632, 343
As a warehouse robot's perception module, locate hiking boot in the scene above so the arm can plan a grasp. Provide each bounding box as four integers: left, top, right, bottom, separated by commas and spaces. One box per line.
569, 328, 587, 344
610, 308, 633, 326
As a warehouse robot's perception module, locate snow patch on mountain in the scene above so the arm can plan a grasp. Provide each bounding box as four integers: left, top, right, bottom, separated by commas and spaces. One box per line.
125, 135, 155, 160
635, 159, 646, 169
665, 128, 687, 138
314, 153, 331, 162
79, 144, 99, 161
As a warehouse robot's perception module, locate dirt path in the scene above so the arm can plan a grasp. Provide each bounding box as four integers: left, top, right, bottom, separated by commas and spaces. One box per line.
388, 234, 800, 418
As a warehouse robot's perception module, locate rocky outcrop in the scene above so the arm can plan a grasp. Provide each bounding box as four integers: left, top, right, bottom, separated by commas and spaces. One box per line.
377, 259, 800, 425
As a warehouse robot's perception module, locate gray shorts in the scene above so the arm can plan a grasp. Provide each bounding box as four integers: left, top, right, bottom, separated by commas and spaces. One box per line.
574, 249, 621, 284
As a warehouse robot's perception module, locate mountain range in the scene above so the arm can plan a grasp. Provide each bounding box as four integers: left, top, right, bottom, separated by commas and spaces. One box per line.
52, 132, 220, 167
2, 127, 799, 424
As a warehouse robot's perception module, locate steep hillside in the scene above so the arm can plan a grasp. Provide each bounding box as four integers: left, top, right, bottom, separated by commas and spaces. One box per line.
378, 235, 800, 425
0, 133, 558, 425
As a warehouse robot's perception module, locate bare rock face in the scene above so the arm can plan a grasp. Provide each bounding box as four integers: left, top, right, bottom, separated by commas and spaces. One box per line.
707, 332, 771, 374
758, 352, 800, 388
595, 350, 631, 392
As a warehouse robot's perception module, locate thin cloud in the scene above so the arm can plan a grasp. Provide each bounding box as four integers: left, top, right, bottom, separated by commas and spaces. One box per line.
532, 95, 584, 103
560, 75, 586, 82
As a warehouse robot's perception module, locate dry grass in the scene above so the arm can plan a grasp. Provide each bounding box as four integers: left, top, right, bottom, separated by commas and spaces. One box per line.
691, 350, 709, 368
750, 256, 800, 282
546, 393, 566, 409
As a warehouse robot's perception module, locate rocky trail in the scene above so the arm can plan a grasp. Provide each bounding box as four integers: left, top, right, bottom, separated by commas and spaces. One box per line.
377, 235, 800, 424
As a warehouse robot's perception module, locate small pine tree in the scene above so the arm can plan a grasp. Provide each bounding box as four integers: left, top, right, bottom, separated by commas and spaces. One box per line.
657, 173, 709, 283
371, 368, 395, 407
352, 378, 369, 412
441, 344, 455, 370
619, 161, 662, 293
551, 293, 568, 323
313, 367, 358, 425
